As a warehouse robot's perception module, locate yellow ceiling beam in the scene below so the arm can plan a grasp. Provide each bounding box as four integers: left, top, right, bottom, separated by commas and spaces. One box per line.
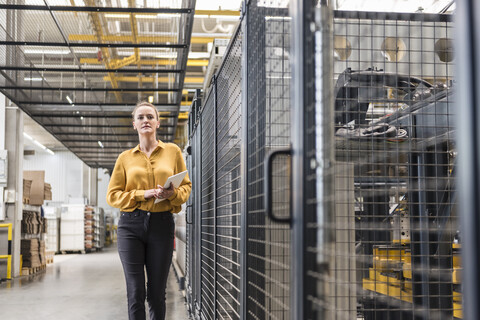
103, 76, 204, 84
128, 0, 142, 73
84, 0, 122, 102
191, 36, 229, 44
194, 10, 240, 16
178, 112, 189, 120
80, 58, 209, 67
110, 54, 137, 69
186, 60, 209, 67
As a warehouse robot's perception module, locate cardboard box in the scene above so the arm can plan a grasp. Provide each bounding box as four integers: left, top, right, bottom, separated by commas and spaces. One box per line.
23, 171, 45, 205
44, 183, 52, 200
23, 179, 32, 203
23, 179, 32, 196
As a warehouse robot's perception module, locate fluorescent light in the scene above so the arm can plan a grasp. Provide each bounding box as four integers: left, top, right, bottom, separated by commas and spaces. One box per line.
158, 14, 181, 18
24, 132, 55, 155
188, 52, 211, 59
148, 96, 154, 103
24, 77, 43, 81
66, 96, 73, 104
104, 14, 130, 18
210, 15, 240, 21
104, 13, 180, 19
98, 141, 104, 148
24, 49, 70, 55
80, 116, 84, 120
23, 132, 33, 141
34, 140, 47, 150
153, 52, 178, 59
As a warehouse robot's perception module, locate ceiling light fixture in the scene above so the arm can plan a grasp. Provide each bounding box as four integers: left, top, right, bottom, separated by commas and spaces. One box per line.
23, 132, 33, 141
66, 95, 73, 104
24, 77, 43, 81
104, 13, 180, 19
98, 141, 104, 148
24, 49, 70, 55
24, 133, 55, 155
148, 96, 154, 103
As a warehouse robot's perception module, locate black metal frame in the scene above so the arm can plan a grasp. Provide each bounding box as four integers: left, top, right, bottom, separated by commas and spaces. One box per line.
0, 4, 193, 13
0, 66, 182, 74
0, 41, 187, 49
453, 2, 478, 319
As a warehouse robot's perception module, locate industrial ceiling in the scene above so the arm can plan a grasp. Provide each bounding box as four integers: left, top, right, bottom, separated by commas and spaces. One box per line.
0, 0, 239, 171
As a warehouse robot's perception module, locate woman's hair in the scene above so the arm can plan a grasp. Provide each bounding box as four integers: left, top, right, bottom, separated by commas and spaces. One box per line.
131, 101, 159, 120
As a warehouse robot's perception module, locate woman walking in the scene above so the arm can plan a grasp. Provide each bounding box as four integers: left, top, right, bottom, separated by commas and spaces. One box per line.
107, 101, 191, 320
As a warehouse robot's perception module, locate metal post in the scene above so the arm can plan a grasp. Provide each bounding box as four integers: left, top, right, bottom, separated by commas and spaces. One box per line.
195, 116, 202, 319
455, 2, 480, 319
291, 0, 334, 318
212, 75, 218, 319
240, 1, 249, 319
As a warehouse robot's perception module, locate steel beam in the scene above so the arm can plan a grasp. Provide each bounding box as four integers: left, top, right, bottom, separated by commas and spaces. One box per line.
0, 5, 192, 13
1, 86, 180, 92
333, 10, 453, 22
0, 66, 182, 73
1, 41, 187, 48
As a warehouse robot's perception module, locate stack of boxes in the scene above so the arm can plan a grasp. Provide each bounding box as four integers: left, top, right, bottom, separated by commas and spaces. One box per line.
21, 209, 45, 234
20, 239, 45, 271
20, 171, 52, 273
23, 179, 32, 204
44, 183, 52, 201
84, 206, 94, 250
23, 171, 49, 206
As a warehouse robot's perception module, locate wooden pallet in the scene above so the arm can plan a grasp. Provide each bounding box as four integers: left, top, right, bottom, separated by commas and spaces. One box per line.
21, 264, 46, 276
45, 251, 55, 264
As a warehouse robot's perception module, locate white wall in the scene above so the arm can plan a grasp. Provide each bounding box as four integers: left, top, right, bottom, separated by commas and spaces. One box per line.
23, 150, 83, 203
97, 168, 116, 213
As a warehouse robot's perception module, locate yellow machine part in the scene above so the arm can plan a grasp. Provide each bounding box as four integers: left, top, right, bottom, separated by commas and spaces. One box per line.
363, 278, 413, 303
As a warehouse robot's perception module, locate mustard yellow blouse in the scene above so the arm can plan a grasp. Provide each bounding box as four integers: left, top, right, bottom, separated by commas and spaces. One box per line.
106, 140, 192, 213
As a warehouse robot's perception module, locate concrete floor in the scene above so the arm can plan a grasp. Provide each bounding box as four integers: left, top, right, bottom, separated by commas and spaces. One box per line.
0, 246, 190, 320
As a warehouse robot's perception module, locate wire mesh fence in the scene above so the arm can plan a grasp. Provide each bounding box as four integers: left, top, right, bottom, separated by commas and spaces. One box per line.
326, 10, 456, 320
186, 1, 460, 319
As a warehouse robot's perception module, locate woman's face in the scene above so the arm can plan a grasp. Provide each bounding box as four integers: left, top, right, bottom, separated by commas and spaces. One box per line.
132, 105, 159, 135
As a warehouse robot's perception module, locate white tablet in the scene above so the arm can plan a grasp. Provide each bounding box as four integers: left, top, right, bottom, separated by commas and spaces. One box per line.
154, 170, 188, 203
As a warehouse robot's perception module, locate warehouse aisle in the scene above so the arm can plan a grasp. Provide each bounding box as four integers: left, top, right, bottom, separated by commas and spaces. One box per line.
0, 246, 189, 320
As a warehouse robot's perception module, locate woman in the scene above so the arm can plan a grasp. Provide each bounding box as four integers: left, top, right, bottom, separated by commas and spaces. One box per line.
107, 101, 191, 320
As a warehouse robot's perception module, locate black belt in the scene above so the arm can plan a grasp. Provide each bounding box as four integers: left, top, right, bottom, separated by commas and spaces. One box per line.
121, 208, 171, 215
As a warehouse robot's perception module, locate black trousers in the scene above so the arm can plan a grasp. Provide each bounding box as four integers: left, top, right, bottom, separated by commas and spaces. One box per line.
117, 209, 175, 320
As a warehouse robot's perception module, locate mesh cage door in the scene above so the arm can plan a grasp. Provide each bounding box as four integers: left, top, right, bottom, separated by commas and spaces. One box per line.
245, 0, 293, 319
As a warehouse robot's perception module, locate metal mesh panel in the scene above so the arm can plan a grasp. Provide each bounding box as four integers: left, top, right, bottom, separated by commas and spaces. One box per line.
200, 90, 216, 320
214, 28, 243, 320
0, 1, 195, 169
246, 1, 291, 319
305, 10, 458, 320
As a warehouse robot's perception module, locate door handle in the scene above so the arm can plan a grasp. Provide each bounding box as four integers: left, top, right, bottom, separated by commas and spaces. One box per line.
264, 147, 292, 224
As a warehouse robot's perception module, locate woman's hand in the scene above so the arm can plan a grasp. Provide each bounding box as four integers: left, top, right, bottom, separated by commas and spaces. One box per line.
157, 184, 175, 199
144, 185, 175, 200
144, 188, 161, 199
